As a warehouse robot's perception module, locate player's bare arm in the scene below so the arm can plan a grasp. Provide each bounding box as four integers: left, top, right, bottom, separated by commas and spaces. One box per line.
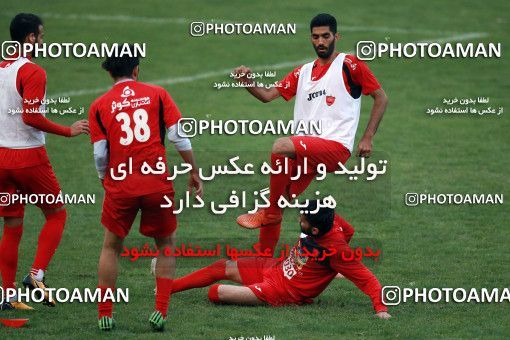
232, 65, 281, 103
177, 149, 203, 198
70, 120, 90, 136
356, 88, 388, 157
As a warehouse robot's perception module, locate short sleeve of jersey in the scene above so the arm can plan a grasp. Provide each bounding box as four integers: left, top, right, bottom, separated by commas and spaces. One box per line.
19, 63, 46, 107
88, 101, 106, 143
158, 88, 182, 128
276, 65, 302, 101
344, 55, 381, 95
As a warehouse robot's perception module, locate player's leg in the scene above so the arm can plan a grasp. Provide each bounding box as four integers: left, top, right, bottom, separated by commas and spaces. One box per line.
0, 217, 33, 310
288, 136, 351, 199
0, 170, 32, 310
258, 222, 281, 256
21, 206, 67, 307
30, 206, 67, 279
14, 163, 67, 307
97, 194, 137, 330
208, 284, 266, 306
0, 218, 23, 292
140, 192, 180, 331
97, 229, 124, 330
150, 232, 176, 331
237, 137, 295, 229
172, 259, 242, 294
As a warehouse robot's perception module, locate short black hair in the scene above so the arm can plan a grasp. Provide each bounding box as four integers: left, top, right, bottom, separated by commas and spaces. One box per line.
101, 46, 139, 78
302, 200, 335, 235
10, 13, 43, 43
310, 13, 337, 34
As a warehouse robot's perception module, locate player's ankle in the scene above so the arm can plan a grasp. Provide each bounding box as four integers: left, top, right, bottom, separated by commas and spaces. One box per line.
208, 284, 221, 303
30, 268, 44, 281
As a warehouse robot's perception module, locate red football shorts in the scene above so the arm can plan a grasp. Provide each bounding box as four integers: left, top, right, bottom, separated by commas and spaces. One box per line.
101, 191, 177, 238
288, 136, 351, 196
0, 161, 63, 218
237, 257, 300, 306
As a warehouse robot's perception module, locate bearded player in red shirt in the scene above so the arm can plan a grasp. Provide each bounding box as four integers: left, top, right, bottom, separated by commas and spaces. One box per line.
170, 200, 391, 319
233, 13, 388, 256
0, 13, 89, 310
88, 51, 202, 331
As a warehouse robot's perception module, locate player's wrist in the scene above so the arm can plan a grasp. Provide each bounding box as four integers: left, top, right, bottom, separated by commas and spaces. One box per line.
361, 132, 374, 140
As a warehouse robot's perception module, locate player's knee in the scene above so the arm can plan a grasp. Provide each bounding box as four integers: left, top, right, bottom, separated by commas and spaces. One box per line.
155, 232, 175, 249
102, 231, 123, 252
4, 217, 23, 228
272, 137, 294, 155
43, 206, 67, 221
224, 260, 237, 280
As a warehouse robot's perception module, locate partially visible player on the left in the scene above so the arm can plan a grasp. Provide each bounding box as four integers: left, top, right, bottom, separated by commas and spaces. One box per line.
0, 13, 90, 311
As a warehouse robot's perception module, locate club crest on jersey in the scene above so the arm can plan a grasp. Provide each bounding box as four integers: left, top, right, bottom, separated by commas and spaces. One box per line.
326, 95, 335, 106
307, 89, 326, 101
120, 86, 135, 98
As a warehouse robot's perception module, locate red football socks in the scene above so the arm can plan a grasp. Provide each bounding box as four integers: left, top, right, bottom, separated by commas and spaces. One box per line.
172, 259, 227, 293
32, 209, 67, 273
208, 284, 221, 303
267, 153, 293, 216
155, 277, 173, 318
97, 285, 114, 318
258, 222, 281, 256
0, 225, 23, 290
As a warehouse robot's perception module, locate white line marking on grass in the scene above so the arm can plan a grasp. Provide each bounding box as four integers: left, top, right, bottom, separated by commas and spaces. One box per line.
418, 32, 488, 43
49, 59, 312, 98
3, 12, 470, 36
48, 32, 490, 98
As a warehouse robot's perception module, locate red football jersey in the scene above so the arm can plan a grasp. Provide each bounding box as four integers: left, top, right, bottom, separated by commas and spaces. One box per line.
265, 214, 386, 312
89, 80, 182, 197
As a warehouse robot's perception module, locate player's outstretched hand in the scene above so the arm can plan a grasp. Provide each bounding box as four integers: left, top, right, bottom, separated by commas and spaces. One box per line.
356, 135, 372, 157
375, 311, 391, 319
188, 172, 203, 198
70, 120, 90, 136
233, 65, 253, 85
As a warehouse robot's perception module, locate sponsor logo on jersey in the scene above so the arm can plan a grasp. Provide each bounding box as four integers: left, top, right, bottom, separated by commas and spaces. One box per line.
307, 89, 326, 101
326, 95, 335, 106
120, 86, 135, 98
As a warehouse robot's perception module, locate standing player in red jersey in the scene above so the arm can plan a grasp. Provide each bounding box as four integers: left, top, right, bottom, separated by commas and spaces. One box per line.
233, 13, 388, 255
170, 200, 391, 319
89, 50, 203, 331
0, 13, 90, 310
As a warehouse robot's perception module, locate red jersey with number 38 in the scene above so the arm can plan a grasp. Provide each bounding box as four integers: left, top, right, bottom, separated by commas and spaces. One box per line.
88, 80, 182, 197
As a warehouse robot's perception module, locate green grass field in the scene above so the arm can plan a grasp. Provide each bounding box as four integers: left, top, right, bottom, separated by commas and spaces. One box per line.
1, 0, 509, 338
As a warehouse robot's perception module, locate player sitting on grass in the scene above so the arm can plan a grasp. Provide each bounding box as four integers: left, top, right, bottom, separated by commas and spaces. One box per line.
170, 200, 391, 319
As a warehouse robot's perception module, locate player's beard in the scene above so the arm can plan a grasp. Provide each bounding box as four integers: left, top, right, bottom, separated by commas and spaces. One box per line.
314, 41, 335, 59
300, 224, 314, 237
26, 42, 38, 59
